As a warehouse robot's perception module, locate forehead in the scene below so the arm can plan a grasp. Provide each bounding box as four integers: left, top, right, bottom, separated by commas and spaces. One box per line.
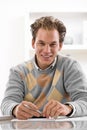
36, 28, 59, 40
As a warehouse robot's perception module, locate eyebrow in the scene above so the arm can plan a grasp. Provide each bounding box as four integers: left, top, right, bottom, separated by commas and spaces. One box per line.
38, 40, 57, 44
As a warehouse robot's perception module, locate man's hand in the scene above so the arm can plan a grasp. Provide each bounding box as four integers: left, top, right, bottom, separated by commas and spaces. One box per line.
12, 101, 41, 120
43, 99, 73, 118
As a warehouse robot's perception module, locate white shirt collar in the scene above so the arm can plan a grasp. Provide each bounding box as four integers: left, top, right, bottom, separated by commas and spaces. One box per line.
34, 56, 57, 71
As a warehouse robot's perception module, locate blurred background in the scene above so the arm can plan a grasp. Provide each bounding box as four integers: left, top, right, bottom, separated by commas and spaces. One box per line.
0, 0, 87, 105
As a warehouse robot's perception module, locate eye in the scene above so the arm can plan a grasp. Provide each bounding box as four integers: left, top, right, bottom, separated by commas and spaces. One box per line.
50, 43, 57, 47
37, 41, 45, 46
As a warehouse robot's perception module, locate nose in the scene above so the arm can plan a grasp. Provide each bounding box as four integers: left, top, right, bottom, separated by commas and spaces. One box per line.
43, 45, 51, 53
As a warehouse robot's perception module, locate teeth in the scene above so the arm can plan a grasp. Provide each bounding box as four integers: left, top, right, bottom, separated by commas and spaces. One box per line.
43, 56, 50, 58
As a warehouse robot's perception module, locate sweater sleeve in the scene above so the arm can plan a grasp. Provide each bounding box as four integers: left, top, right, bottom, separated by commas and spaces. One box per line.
64, 59, 87, 117
1, 67, 25, 115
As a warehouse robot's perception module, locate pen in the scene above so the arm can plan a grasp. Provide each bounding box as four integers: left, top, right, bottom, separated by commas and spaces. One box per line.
24, 104, 42, 115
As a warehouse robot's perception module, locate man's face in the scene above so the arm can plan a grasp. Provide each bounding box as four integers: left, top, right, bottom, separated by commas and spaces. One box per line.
32, 28, 62, 69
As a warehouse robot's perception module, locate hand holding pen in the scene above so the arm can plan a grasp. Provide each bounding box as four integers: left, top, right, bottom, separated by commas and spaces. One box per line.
12, 101, 42, 120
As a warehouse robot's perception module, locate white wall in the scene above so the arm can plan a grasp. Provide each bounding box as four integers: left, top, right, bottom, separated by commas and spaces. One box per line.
0, 1, 26, 104
0, 0, 87, 105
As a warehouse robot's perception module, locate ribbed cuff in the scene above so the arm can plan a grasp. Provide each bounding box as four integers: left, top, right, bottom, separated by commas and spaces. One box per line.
65, 103, 76, 117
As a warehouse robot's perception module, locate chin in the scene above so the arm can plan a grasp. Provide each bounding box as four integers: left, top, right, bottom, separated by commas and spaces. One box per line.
43, 61, 52, 66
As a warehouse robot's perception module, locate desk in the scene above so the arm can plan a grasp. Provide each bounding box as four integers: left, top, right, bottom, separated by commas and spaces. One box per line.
0, 116, 87, 130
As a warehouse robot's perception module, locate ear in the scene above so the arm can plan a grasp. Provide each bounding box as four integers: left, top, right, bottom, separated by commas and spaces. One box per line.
59, 43, 63, 51
32, 39, 35, 49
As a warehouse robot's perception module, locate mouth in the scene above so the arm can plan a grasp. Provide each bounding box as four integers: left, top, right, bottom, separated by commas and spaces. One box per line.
41, 55, 52, 61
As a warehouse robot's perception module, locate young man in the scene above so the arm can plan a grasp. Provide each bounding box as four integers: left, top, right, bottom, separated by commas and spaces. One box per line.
1, 16, 87, 119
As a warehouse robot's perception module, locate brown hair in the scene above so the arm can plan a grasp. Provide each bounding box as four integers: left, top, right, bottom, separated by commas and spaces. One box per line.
30, 16, 66, 43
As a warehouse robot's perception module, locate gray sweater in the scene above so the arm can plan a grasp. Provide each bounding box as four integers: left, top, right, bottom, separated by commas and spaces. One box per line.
1, 55, 87, 117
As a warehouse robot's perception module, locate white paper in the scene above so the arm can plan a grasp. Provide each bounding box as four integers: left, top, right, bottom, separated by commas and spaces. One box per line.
11, 116, 87, 122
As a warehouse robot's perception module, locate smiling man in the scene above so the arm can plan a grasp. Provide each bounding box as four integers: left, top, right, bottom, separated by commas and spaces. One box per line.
1, 16, 87, 119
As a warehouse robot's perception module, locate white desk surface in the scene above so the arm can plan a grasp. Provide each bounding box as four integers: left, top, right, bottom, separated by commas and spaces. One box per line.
0, 116, 87, 130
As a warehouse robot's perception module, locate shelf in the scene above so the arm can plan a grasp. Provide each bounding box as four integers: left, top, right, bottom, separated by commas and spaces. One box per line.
61, 45, 87, 56
60, 45, 87, 60
62, 45, 87, 50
